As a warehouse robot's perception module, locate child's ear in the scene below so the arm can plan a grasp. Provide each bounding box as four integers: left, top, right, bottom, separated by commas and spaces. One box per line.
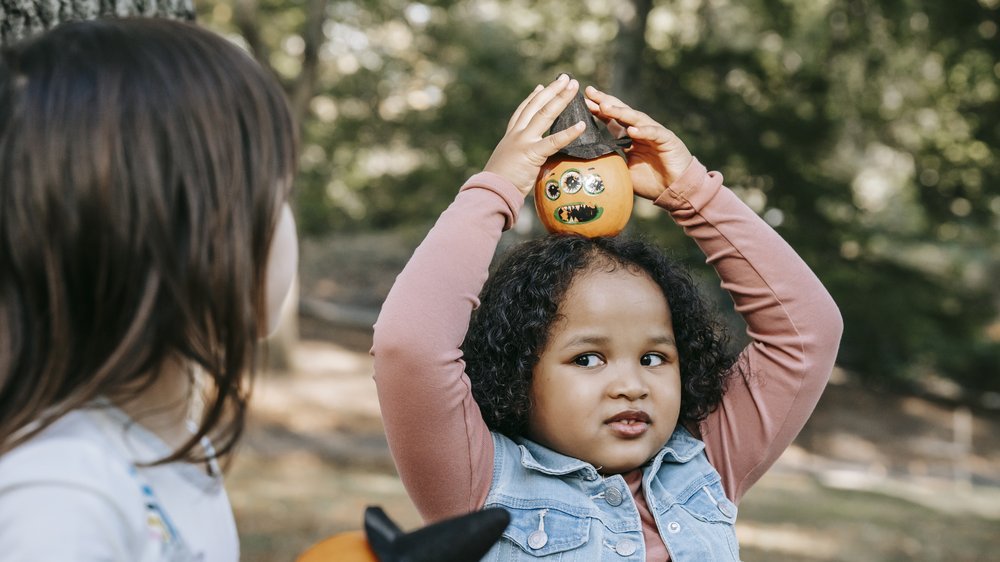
366, 505, 510, 562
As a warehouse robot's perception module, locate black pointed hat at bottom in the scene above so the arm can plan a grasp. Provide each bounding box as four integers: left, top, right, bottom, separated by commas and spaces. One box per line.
364, 506, 510, 562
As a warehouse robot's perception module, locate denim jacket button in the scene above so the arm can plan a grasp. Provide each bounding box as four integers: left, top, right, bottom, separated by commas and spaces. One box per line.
667, 521, 681, 533
527, 530, 548, 549
604, 486, 624, 506
614, 538, 637, 556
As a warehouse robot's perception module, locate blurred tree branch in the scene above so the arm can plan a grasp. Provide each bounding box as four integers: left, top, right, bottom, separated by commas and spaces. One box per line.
611, 0, 652, 106
289, 0, 327, 124
233, 0, 270, 65
233, 0, 327, 125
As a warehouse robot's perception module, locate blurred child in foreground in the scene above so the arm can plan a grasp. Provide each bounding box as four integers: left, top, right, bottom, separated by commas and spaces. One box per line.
0, 18, 299, 561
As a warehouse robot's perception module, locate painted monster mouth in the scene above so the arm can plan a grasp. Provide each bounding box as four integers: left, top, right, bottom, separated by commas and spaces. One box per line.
554, 203, 603, 225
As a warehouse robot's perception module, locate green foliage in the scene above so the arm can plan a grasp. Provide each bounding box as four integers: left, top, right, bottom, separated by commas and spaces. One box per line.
198, 0, 1000, 392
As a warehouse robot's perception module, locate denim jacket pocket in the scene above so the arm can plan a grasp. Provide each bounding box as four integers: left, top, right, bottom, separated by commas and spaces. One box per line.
496, 503, 592, 557
676, 475, 738, 525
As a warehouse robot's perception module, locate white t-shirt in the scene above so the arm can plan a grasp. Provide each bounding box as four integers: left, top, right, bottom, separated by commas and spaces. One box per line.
0, 404, 238, 561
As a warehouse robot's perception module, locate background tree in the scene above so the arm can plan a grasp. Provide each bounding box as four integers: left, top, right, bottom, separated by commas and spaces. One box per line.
1, 0, 194, 44
196, 0, 1000, 395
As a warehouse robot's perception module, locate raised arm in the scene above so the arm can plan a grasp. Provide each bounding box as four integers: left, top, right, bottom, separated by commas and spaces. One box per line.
585, 86, 843, 504
655, 160, 843, 503
372, 75, 585, 522
371, 176, 520, 522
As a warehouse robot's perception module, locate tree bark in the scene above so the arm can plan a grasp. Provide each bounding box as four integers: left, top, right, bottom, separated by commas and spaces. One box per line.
610, 0, 654, 106
287, 0, 326, 125
1, 0, 195, 45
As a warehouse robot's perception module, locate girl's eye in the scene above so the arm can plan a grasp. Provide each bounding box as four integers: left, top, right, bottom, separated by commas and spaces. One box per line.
573, 354, 603, 368
641, 353, 666, 367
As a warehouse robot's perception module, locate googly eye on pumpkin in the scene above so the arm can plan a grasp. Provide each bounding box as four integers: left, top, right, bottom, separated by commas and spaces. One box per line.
544, 180, 560, 201
583, 174, 605, 195
560, 170, 582, 194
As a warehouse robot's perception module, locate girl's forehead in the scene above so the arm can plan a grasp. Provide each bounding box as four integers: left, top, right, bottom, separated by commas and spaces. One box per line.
557, 267, 672, 318
546, 271, 675, 352
564, 263, 661, 298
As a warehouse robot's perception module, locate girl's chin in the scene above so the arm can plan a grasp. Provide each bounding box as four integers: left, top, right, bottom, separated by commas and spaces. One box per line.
593, 455, 653, 475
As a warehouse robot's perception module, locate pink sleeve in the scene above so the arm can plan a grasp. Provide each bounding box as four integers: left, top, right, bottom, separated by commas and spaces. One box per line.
370, 172, 523, 523
654, 159, 843, 504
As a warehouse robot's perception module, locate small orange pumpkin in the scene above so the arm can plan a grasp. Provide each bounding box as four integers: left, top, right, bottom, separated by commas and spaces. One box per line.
534, 152, 633, 238
297, 531, 375, 562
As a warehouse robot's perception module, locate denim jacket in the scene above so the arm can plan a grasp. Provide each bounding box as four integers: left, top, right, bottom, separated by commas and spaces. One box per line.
481, 427, 740, 561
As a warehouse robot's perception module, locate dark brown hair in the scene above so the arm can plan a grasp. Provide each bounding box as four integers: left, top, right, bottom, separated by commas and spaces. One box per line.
463, 235, 738, 437
0, 18, 297, 464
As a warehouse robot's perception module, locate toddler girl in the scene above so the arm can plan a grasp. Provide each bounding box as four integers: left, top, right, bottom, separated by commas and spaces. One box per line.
372, 75, 842, 560
0, 18, 298, 561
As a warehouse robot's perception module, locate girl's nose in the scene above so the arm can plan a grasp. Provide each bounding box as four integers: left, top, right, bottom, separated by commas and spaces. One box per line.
608, 367, 649, 401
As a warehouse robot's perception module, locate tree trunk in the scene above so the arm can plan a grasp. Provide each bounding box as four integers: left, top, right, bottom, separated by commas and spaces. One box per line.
610, 0, 654, 106
1, 0, 195, 45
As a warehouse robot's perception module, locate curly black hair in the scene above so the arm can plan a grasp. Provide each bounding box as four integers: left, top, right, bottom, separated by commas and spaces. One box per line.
462, 234, 739, 438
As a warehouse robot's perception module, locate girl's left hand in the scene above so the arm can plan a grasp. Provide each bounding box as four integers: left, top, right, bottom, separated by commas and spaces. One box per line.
484, 75, 585, 197
584, 86, 693, 201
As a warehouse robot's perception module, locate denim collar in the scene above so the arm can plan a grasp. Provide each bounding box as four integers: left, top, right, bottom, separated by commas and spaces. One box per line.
655, 425, 705, 463
512, 426, 705, 478
513, 436, 599, 478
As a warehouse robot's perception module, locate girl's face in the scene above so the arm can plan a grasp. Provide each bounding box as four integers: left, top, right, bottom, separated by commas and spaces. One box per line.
527, 267, 681, 474
264, 203, 299, 336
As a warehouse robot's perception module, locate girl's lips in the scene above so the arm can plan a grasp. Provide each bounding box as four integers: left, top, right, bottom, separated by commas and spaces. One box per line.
604, 410, 651, 439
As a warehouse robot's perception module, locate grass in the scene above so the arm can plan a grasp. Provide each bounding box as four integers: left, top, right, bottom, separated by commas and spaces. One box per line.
737, 470, 999, 561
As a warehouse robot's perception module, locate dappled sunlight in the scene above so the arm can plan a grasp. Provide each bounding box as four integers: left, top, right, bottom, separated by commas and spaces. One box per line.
228, 449, 421, 560
737, 522, 839, 559
290, 340, 374, 379
233, 336, 1000, 561
253, 340, 381, 434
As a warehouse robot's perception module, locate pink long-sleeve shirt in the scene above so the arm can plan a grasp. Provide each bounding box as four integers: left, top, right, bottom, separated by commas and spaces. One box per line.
372, 159, 843, 561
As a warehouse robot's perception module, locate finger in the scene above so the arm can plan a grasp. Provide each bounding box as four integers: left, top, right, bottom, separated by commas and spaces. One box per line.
507, 84, 544, 131
523, 78, 579, 137
585, 97, 629, 138
626, 124, 676, 147
585, 97, 610, 123
535, 120, 586, 158
512, 73, 571, 130
584, 85, 629, 110
597, 102, 656, 129
606, 119, 628, 139
585, 85, 656, 127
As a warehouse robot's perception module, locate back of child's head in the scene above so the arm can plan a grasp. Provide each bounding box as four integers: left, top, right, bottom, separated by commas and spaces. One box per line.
0, 18, 297, 458
463, 234, 737, 438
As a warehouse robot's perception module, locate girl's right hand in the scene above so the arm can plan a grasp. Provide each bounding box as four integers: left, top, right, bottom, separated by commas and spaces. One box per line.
483, 75, 586, 197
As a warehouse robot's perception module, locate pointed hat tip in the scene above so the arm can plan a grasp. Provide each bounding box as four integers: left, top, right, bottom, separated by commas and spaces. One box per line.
547, 74, 629, 160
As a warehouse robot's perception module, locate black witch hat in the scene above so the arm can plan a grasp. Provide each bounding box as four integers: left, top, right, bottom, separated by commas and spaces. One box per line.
365, 506, 510, 561
549, 77, 632, 160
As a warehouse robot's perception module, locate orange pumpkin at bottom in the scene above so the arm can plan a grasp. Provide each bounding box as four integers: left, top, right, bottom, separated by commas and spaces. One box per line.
534, 152, 633, 238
